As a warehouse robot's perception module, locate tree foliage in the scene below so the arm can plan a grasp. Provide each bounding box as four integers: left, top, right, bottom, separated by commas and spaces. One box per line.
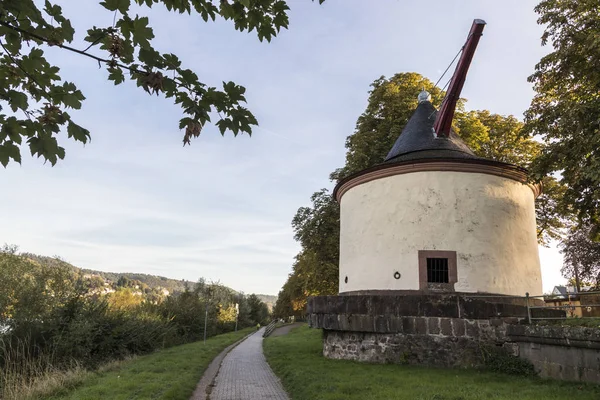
275, 72, 568, 316
247, 293, 270, 325
329, 74, 447, 180
0, 246, 271, 391
0, 0, 323, 166
525, 0, 600, 239
0, 245, 75, 322
560, 225, 600, 291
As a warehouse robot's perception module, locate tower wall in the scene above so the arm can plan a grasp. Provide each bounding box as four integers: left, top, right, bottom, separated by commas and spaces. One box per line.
338, 169, 542, 296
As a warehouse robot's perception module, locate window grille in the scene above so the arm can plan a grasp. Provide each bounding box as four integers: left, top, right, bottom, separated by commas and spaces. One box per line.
426, 258, 449, 283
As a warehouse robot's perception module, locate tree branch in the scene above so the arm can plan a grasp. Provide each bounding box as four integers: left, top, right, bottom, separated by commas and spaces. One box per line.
0, 19, 201, 101
0, 39, 46, 95
0, 19, 141, 75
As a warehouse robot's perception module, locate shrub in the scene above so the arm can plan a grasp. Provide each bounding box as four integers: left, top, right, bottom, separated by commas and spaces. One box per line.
0, 247, 272, 397
480, 345, 536, 377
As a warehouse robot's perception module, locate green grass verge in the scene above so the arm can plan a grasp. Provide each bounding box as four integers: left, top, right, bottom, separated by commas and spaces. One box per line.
264, 325, 600, 400
45, 328, 254, 400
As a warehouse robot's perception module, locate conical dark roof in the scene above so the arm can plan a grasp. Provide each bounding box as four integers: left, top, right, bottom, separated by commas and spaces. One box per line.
383, 100, 481, 164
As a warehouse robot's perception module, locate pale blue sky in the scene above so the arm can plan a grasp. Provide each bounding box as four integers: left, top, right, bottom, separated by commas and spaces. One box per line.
1, 0, 565, 295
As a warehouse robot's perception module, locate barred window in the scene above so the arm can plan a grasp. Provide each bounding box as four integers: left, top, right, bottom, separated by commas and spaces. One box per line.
426, 258, 449, 283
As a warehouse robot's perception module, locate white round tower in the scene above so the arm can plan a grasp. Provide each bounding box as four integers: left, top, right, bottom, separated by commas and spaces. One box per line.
335, 92, 543, 297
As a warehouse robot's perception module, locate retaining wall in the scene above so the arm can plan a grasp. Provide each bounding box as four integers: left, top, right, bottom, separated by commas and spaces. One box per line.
308, 295, 600, 383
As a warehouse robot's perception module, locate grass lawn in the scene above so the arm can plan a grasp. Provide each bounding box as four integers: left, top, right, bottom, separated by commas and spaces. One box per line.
45, 328, 254, 400
264, 325, 600, 400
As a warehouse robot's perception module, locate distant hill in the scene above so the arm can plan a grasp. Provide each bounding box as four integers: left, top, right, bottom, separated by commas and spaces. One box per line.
23, 253, 194, 294
256, 294, 278, 311
79, 268, 194, 294
21, 253, 279, 302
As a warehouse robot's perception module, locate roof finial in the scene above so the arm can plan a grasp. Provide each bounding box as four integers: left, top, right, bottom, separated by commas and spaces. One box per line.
418, 89, 431, 103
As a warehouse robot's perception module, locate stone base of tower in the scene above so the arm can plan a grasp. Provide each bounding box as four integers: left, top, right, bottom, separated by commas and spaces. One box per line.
321, 322, 509, 368
306, 293, 583, 375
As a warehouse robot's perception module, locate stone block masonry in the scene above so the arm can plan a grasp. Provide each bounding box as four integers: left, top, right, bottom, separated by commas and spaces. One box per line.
320, 317, 508, 368
308, 294, 600, 384
508, 324, 600, 382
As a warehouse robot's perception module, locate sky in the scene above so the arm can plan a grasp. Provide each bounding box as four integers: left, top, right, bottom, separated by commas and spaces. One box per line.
0, 0, 566, 295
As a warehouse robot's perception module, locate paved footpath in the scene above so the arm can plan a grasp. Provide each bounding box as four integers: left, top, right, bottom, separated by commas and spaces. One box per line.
209, 328, 289, 400
270, 322, 304, 337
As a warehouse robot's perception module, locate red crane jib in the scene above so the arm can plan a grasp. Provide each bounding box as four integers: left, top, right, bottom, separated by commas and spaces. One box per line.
433, 19, 486, 138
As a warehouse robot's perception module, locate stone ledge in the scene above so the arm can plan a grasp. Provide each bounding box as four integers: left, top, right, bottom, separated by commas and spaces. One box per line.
309, 314, 511, 342
507, 324, 600, 349
307, 294, 563, 321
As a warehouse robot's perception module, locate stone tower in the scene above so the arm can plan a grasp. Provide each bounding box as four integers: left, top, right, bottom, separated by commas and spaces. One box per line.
307, 19, 562, 373
335, 90, 543, 297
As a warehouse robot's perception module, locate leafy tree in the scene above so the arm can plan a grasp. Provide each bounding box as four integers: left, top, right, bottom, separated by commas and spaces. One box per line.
116, 276, 133, 288
0, 245, 76, 324
330, 73, 449, 181
234, 294, 252, 327
247, 293, 269, 325
106, 287, 144, 310
525, 0, 600, 239
1, 247, 271, 395
0, 0, 324, 166
536, 176, 572, 246
273, 271, 305, 318
460, 110, 539, 166
217, 303, 237, 323
560, 225, 600, 291
292, 188, 339, 268
84, 275, 106, 290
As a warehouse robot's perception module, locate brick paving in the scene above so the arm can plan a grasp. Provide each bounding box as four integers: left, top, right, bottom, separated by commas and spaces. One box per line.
210, 328, 289, 400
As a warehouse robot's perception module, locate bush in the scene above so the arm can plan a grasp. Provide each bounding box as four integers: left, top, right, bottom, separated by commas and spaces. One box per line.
480, 345, 536, 377
0, 247, 272, 398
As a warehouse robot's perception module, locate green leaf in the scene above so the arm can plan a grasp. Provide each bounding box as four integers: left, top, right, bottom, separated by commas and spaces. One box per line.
131, 16, 154, 48
179, 117, 193, 129
60, 19, 75, 43
4, 31, 22, 54
2, 117, 24, 144
58, 83, 85, 109
67, 121, 91, 144
44, 1, 64, 20
100, 0, 131, 14
138, 47, 162, 68
7, 91, 28, 112
62, 94, 82, 109
163, 53, 181, 69
84, 27, 106, 43
178, 69, 199, 84
162, 77, 177, 96
108, 68, 125, 85
0, 142, 21, 167
56, 146, 66, 160
28, 133, 63, 165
